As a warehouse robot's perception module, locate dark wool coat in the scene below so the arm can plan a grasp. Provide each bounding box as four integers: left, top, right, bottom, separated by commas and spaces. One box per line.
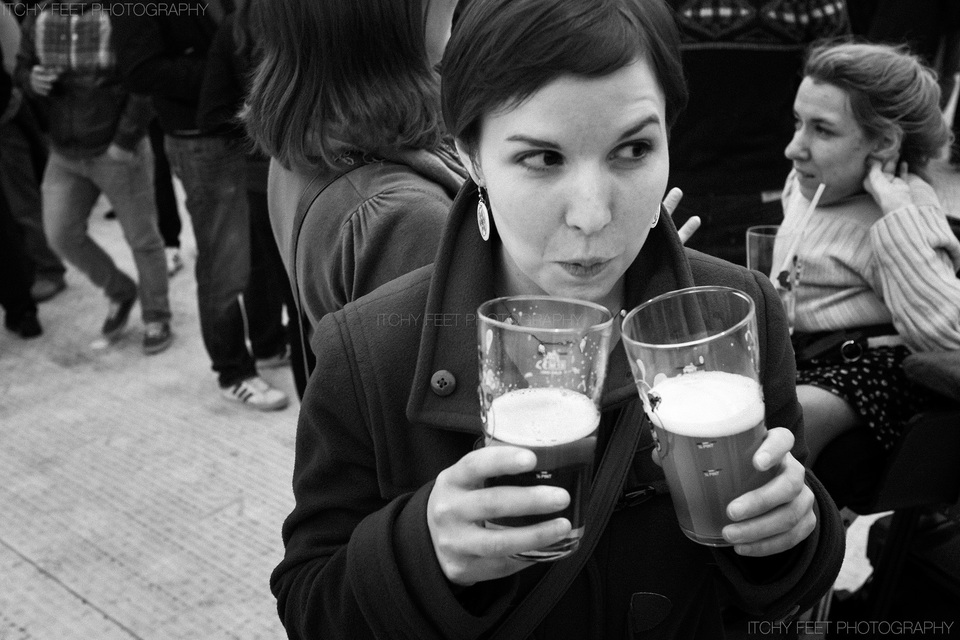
271, 182, 845, 640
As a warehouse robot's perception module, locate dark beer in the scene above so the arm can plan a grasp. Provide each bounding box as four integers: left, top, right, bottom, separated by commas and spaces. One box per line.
484, 387, 599, 560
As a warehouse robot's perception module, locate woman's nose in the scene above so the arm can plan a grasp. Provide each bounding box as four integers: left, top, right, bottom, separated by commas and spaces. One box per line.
564, 167, 613, 234
784, 129, 808, 162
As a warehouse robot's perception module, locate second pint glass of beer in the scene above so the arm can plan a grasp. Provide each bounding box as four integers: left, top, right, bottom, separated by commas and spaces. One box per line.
621, 286, 775, 546
477, 296, 613, 561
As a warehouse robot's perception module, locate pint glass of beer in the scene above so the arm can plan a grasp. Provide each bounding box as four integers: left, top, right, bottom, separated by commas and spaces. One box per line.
477, 296, 614, 561
621, 286, 774, 547
746, 225, 799, 334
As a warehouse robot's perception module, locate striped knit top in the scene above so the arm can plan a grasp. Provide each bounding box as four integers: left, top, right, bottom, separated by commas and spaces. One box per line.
776, 170, 960, 352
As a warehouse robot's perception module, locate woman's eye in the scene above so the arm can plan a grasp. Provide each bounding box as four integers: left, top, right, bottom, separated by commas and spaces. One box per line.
518, 150, 564, 171
612, 141, 652, 162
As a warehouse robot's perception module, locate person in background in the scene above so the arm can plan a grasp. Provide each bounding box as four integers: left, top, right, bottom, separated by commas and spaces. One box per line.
779, 42, 960, 465
113, 1, 289, 410
1, 40, 41, 338
197, 0, 302, 394
243, 0, 465, 383
14, 0, 173, 353
269, 0, 845, 637
665, 0, 850, 266
1, 2, 65, 302
148, 116, 185, 276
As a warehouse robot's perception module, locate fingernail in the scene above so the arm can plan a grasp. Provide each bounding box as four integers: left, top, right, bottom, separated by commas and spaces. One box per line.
516, 450, 536, 466
727, 501, 743, 521
723, 524, 742, 543
755, 451, 771, 470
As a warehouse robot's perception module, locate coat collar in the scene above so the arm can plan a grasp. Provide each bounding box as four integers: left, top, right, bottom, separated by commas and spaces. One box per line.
406, 181, 696, 433
376, 143, 467, 198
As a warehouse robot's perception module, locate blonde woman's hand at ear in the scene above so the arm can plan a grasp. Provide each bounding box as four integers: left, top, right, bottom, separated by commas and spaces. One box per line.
864, 159, 914, 215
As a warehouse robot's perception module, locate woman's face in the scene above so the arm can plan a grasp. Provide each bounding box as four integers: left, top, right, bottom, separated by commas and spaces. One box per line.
459, 59, 669, 311
785, 77, 881, 205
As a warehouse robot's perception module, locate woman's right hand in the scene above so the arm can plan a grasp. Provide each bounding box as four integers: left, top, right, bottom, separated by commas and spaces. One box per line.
863, 159, 914, 215
427, 445, 572, 586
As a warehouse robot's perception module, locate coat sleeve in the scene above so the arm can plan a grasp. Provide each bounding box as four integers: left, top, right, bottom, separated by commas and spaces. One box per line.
195, 16, 243, 135
111, 92, 153, 151
271, 310, 516, 640
111, 13, 206, 104
709, 268, 845, 621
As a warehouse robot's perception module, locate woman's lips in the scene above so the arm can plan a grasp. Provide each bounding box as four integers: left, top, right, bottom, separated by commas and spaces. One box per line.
558, 259, 612, 278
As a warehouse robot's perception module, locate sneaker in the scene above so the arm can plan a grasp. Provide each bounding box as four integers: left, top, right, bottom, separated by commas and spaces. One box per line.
143, 321, 173, 354
5, 310, 42, 338
256, 344, 291, 369
222, 376, 289, 411
166, 248, 184, 277
31, 277, 66, 303
102, 295, 137, 338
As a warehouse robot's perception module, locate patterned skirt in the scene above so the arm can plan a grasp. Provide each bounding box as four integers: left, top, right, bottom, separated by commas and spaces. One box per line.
796, 346, 935, 450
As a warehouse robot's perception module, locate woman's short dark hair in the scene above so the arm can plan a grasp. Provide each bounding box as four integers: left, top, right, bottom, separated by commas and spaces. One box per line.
441, 0, 687, 154
804, 42, 952, 172
244, 0, 445, 170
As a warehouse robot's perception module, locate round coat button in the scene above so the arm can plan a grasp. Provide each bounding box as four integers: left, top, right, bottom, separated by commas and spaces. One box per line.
430, 370, 456, 396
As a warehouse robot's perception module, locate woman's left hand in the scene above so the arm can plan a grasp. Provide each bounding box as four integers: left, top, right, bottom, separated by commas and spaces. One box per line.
863, 159, 914, 215
721, 427, 817, 556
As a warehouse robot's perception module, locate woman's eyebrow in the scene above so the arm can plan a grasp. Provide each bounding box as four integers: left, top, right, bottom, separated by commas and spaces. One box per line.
616, 115, 661, 141
504, 135, 561, 149
504, 115, 662, 148
795, 110, 839, 128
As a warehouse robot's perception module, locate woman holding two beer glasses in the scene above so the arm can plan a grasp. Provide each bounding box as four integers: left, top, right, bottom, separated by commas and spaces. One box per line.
270, 0, 844, 637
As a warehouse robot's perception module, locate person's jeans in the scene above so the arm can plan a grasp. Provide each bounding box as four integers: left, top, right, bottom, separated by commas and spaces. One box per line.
0, 180, 37, 322
148, 119, 181, 248
41, 139, 170, 322
245, 188, 288, 358
164, 135, 256, 387
0, 110, 66, 282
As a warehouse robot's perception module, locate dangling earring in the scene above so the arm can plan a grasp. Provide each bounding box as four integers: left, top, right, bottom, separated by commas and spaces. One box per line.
651, 204, 662, 228
477, 186, 491, 241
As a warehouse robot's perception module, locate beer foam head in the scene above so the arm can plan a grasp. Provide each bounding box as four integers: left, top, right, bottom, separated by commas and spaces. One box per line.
488, 387, 599, 447
647, 371, 764, 437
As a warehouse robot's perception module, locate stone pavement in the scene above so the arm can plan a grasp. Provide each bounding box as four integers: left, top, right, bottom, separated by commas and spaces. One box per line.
0, 198, 297, 640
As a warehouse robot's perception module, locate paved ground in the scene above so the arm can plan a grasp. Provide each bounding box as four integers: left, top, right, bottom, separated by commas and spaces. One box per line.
2, 154, 960, 638
0, 197, 297, 640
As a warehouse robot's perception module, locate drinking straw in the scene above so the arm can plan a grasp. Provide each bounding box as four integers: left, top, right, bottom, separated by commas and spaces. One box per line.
773, 182, 825, 286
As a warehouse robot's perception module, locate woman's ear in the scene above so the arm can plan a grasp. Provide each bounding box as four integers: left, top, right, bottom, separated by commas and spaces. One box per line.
869, 128, 903, 165
454, 139, 485, 186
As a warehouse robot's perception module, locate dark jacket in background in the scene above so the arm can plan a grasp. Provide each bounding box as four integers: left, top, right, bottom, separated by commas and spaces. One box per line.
196, 12, 247, 140
14, 1, 151, 157
1, 47, 10, 113
111, 0, 217, 135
